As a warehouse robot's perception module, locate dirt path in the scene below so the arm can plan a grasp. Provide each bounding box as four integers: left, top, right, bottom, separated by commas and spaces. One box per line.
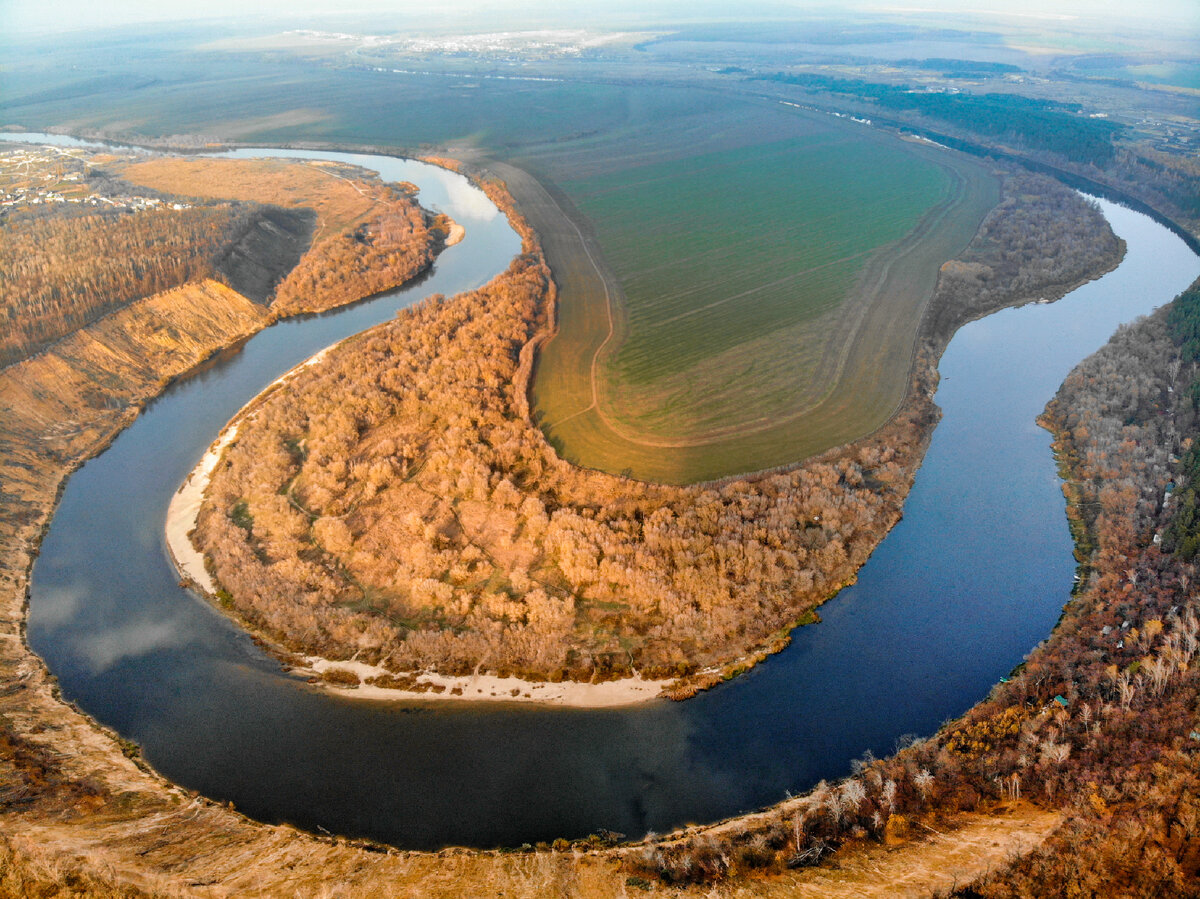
764, 806, 1059, 898
1, 793, 1058, 897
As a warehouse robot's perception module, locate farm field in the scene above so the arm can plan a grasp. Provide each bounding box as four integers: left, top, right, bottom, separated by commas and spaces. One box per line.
116, 156, 389, 236
2, 44, 1000, 482
529, 112, 999, 483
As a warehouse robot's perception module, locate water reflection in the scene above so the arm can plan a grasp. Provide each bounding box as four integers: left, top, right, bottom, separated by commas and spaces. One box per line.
20, 137, 1200, 848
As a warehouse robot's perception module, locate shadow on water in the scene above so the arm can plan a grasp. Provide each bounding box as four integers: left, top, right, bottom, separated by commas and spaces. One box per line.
13, 133, 1200, 848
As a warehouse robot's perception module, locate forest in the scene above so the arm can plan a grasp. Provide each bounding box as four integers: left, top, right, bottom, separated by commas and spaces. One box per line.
115, 156, 444, 317
0, 148, 444, 370
0, 204, 254, 368
923, 172, 1125, 343
192, 170, 1126, 693
759, 73, 1124, 166
269, 185, 442, 316
1160, 282, 1200, 560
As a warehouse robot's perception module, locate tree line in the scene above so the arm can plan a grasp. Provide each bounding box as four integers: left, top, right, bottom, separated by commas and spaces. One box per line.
2, 152, 445, 368
0, 204, 246, 368
758, 73, 1124, 166
270, 186, 442, 316
923, 171, 1125, 344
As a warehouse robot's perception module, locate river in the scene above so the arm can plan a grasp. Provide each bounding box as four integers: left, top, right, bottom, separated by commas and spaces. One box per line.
10, 134, 1200, 849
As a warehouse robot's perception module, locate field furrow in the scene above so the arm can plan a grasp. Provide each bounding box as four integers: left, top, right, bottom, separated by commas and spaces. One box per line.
528, 105, 998, 482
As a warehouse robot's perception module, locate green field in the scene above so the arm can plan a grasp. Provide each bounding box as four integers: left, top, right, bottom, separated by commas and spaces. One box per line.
528, 108, 998, 482
573, 134, 952, 423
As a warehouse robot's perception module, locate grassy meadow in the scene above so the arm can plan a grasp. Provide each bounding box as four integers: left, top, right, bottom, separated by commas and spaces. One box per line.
530, 111, 998, 482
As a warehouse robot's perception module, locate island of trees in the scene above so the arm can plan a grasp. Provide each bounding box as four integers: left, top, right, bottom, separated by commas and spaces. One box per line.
191, 168, 1125, 695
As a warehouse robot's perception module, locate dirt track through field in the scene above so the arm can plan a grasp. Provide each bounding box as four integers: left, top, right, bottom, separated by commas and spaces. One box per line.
501, 141, 996, 482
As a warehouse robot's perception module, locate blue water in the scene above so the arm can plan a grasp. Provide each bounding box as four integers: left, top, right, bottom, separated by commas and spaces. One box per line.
13, 134, 1200, 848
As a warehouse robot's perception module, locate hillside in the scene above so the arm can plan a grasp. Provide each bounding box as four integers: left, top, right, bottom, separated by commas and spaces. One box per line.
0, 144, 314, 367
117, 155, 446, 315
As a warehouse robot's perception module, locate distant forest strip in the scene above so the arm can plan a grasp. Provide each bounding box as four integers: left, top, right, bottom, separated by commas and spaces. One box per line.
626, 282, 1200, 893
757, 73, 1124, 166
754, 72, 1200, 243
1161, 282, 1200, 559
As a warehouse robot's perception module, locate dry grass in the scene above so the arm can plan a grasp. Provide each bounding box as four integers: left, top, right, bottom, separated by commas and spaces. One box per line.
765, 805, 1059, 898
118, 157, 386, 239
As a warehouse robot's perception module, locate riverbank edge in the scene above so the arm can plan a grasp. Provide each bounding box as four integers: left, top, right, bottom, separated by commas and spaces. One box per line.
176, 153, 942, 703
163, 345, 674, 708
0, 132, 1158, 897
157, 152, 681, 706
498, 158, 1127, 698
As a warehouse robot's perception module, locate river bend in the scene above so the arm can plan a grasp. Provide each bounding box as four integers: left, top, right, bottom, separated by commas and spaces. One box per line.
13, 135, 1200, 848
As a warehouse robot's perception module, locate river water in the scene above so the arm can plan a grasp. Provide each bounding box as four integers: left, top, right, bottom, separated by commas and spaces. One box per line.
11, 134, 1200, 849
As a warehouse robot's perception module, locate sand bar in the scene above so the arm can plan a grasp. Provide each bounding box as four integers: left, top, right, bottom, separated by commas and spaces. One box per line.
165, 343, 669, 707
301, 656, 668, 707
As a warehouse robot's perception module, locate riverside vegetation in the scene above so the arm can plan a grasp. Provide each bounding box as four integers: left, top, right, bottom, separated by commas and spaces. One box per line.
0, 149, 1173, 897
1, 148, 447, 369
114, 156, 448, 316
617, 283, 1200, 893
1, 268, 1193, 899
0, 145, 443, 804
192, 169, 1124, 694
0, 145, 443, 565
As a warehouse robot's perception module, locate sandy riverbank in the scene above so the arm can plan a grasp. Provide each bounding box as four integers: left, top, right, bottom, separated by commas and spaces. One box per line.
164, 342, 669, 707
301, 656, 668, 707
165, 423, 238, 594
164, 346, 333, 592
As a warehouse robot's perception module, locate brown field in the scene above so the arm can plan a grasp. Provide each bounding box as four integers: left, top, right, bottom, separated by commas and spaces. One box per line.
119, 156, 398, 240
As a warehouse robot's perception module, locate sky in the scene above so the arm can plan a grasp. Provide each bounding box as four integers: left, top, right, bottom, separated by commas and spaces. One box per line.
2, 0, 1197, 37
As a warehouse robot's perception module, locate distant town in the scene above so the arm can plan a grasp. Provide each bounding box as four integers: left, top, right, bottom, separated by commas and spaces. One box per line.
0, 144, 190, 213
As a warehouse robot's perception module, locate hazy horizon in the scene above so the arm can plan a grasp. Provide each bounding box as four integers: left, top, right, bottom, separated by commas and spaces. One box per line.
4, 0, 1197, 39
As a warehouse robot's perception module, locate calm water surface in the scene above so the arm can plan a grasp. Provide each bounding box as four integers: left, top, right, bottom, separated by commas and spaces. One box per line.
14, 134, 1200, 848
